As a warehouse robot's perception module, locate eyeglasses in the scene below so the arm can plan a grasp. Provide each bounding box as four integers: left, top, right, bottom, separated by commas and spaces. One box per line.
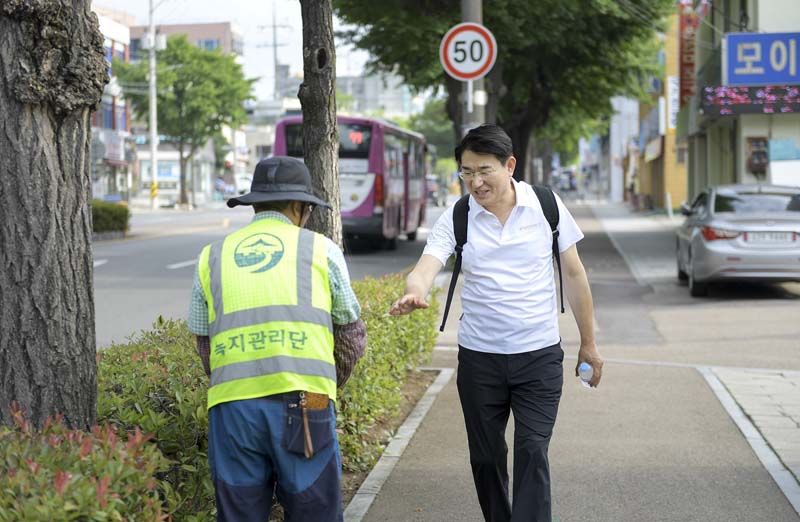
458, 167, 498, 181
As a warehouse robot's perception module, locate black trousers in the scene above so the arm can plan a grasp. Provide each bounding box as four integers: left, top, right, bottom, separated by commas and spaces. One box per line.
457, 343, 564, 522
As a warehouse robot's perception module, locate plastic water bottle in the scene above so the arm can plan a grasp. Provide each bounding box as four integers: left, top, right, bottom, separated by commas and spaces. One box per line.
578, 362, 593, 388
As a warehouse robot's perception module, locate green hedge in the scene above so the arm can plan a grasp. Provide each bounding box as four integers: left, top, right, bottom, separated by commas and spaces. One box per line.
338, 275, 439, 471
92, 199, 130, 233
0, 273, 439, 520
0, 407, 169, 521
96, 317, 212, 521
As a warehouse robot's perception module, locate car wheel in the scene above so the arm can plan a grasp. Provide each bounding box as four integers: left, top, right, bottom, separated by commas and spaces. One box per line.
688, 269, 708, 297
677, 254, 688, 283
383, 236, 398, 251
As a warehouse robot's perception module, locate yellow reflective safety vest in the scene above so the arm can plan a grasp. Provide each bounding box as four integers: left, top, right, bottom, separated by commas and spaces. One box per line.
198, 218, 335, 409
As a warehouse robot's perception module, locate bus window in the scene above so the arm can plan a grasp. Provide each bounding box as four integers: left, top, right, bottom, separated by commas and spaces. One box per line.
284, 123, 372, 159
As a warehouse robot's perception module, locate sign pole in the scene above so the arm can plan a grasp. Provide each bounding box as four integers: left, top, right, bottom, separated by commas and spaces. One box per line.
467, 80, 474, 114
462, 0, 483, 129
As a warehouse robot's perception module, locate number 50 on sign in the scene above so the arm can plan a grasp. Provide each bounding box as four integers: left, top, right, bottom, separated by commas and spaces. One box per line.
439, 22, 498, 81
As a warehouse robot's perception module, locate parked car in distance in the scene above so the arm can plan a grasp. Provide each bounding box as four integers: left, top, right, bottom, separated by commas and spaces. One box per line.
676, 184, 800, 296
426, 174, 447, 207
234, 173, 252, 195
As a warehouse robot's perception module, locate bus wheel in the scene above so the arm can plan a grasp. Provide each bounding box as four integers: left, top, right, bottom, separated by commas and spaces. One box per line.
384, 236, 398, 250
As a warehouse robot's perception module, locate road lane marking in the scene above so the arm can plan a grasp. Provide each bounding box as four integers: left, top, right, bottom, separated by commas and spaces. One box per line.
167, 260, 197, 270
94, 259, 108, 268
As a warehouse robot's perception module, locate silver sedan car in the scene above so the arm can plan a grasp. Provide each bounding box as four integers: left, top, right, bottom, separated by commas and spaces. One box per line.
676, 184, 800, 296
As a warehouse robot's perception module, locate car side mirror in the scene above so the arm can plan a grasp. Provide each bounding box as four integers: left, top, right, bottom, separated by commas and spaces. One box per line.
679, 202, 693, 216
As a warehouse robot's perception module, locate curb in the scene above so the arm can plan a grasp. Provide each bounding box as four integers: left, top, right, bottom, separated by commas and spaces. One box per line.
701, 367, 800, 516
343, 367, 455, 522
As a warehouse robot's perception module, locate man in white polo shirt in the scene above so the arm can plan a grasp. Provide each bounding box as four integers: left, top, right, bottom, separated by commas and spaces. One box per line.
390, 124, 603, 522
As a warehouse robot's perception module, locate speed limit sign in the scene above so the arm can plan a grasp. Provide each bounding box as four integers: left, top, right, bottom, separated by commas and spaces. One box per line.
439, 22, 497, 81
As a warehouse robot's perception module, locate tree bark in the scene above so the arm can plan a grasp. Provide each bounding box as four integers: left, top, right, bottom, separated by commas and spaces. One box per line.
298, 0, 342, 248
0, 1, 107, 429
444, 74, 464, 152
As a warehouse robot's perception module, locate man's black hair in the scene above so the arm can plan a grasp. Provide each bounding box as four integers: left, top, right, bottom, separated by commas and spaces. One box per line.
454, 124, 514, 165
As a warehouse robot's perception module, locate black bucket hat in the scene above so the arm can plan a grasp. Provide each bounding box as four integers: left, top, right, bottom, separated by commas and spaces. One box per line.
227, 156, 331, 209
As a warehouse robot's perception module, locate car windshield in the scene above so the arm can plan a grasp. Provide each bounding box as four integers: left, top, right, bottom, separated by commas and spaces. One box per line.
714, 191, 800, 213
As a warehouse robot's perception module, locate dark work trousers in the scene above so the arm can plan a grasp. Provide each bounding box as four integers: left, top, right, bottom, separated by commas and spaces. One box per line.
457, 343, 564, 522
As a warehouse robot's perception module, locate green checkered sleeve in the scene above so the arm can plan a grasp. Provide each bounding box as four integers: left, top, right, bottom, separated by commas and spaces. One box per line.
187, 239, 361, 336
188, 263, 209, 335
325, 238, 361, 325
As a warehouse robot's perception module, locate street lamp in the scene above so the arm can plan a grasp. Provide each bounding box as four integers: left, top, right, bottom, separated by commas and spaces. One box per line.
147, 0, 168, 209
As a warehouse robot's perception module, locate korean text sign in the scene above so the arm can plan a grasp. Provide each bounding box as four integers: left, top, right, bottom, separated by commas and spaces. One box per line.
724, 32, 799, 86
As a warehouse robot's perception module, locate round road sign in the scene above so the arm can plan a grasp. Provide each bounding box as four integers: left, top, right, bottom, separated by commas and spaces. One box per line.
439, 22, 497, 81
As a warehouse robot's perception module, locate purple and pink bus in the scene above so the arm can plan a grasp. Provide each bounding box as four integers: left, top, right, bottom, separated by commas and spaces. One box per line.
273, 116, 428, 249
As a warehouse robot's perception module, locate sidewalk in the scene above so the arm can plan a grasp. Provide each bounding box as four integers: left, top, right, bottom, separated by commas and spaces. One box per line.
348, 201, 800, 521
592, 203, 800, 491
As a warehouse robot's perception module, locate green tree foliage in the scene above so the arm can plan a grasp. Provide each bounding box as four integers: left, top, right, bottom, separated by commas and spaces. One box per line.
115, 36, 255, 204
334, 0, 673, 177
406, 96, 456, 162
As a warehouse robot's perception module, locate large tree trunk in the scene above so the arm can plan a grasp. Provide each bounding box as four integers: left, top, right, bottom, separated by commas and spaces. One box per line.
484, 61, 504, 125
0, 1, 107, 429
444, 74, 464, 150
298, 0, 341, 248
505, 121, 535, 183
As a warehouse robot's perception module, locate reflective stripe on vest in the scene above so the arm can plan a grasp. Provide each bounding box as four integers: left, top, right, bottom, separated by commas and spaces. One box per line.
201, 222, 336, 408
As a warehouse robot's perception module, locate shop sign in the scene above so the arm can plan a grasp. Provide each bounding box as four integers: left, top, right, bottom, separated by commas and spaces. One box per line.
723, 32, 800, 86
679, 4, 700, 105
644, 137, 663, 162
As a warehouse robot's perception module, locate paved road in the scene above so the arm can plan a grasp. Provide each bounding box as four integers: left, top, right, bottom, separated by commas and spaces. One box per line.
92, 202, 448, 347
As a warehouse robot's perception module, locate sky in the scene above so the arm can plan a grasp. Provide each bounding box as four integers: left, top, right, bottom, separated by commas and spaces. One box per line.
94, 0, 369, 101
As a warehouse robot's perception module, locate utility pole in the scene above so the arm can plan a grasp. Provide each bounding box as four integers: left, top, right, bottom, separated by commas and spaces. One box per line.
148, 0, 159, 209
258, 2, 290, 100
272, 2, 280, 100
461, 0, 485, 134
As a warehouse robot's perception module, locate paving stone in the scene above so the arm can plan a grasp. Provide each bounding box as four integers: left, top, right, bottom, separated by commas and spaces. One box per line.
751, 416, 799, 428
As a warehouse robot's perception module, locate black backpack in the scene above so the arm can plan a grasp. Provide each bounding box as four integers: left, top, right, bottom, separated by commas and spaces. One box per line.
439, 185, 564, 332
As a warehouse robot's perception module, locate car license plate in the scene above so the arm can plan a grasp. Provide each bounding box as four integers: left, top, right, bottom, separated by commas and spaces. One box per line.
747, 231, 794, 243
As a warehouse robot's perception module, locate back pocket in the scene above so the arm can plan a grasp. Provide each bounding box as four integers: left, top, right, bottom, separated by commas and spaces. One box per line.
283, 404, 334, 459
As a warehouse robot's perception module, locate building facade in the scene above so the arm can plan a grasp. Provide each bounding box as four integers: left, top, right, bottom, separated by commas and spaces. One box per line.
90, 7, 136, 202
127, 22, 246, 207
636, 12, 689, 210
680, 0, 800, 200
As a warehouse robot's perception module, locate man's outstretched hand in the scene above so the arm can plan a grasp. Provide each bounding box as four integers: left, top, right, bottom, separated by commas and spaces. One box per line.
389, 294, 429, 316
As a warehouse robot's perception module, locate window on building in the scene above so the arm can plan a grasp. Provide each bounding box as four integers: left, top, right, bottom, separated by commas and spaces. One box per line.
130, 38, 141, 61
101, 101, 114, 129
105, 45, 112, 75
231, 37, 244, 55
197, 39, 220, 52
255, 145, 272, 159
115, 103, 127, 131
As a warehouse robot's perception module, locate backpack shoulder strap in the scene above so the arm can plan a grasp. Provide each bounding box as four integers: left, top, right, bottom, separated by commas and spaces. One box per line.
440, 194, 470, 332
533, 184, 559, 232
533, 185, 565, 314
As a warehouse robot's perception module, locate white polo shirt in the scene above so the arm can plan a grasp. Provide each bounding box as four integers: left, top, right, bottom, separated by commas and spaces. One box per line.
423, 179, 584, 354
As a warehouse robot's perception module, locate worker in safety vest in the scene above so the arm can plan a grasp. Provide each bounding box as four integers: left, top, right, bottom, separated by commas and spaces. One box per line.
188, 156, 367, 522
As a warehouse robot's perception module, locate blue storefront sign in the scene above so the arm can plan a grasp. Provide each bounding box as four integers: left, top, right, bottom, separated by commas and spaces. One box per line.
723, 32, 800, 86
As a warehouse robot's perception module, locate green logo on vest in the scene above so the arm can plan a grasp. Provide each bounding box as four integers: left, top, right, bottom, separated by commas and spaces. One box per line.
234, 233, 285, 273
